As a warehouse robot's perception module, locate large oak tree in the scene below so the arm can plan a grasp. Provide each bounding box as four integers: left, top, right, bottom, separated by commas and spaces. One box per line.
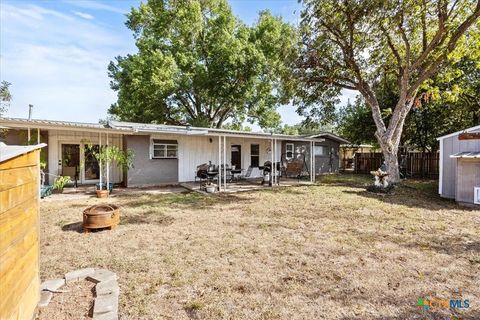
108, 0, 295, 129
295, 0, 480, 182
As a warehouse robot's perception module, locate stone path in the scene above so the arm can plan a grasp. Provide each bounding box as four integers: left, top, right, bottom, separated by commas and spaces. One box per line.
39, 267, 119, 320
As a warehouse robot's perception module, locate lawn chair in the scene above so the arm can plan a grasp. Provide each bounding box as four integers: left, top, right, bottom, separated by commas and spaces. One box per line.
241, 166, 253, 179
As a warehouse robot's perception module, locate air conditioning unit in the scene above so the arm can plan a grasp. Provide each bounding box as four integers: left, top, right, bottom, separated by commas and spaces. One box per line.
475, 187, 480, 205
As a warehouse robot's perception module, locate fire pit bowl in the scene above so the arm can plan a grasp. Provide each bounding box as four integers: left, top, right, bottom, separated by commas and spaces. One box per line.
83, 204, 120, 233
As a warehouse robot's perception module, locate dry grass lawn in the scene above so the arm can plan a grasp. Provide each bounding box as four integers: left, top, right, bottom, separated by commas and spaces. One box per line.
39, 175, 480, 319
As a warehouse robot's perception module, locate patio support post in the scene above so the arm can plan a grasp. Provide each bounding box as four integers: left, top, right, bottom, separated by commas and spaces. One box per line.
274, 139, 277, 185
27, 128, 30, 145
106, 133, 109, 190
223, 135, 226, 191
99, 132, 102, 188
310, 141, 315, 182
312, 141, 315, 182
270, 138, 273, 187
218, 135, 221, 191
37, 128, 40, 144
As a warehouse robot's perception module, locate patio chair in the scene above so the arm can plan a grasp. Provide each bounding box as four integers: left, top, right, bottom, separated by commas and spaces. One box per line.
241, 166, 253, 179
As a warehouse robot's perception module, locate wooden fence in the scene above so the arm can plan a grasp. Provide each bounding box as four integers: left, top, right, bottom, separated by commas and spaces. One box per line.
0, 148, 42, 320
353, 152, 440, 178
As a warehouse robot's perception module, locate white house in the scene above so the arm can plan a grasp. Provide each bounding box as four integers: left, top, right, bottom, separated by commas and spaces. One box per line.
0, 117, 348, 190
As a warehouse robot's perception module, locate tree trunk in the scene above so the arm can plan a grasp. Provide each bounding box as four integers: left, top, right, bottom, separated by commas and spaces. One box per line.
381, 146, 401, 184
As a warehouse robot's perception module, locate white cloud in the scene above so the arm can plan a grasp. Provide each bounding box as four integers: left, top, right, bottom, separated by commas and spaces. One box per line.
63, 0, 129, 14
0, 2, 136, 123
73, 11, 94, 20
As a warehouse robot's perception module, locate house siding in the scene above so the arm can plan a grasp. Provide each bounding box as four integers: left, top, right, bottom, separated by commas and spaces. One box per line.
440, 132, 480, 199
455, 159, 480, 204
125, 135, 178, 186
314, 140, 340, 174
47, 129, 124, 185
281, 139, 340, 175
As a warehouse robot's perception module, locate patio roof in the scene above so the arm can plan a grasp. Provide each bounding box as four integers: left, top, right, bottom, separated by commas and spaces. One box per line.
450, 151, 480, 158
0, 117, 344, 142
109, 120, 325, 141
0, 117, 133, 133
437, 124, 480, 141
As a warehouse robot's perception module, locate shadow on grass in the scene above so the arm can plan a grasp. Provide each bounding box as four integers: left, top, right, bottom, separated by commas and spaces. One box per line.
118, 190, 254, 212
61, 221, 83, 233
121, 211, 175, 226
343, 187, 473, 211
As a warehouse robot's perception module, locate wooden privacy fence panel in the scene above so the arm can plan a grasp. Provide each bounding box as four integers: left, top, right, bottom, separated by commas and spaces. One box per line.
354, 152, 440, 178
0, 149, 41, 320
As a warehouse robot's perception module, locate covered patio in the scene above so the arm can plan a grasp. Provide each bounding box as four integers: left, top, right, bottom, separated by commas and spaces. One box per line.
184, 129, 322, 193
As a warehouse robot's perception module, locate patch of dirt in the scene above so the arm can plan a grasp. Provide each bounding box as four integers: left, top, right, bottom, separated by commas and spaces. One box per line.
37, 280, 95, 320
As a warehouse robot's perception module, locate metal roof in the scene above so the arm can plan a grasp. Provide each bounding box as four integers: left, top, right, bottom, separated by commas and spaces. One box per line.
0, 143, 47, 163
450, 151, 480, 158
0, 117, 132, 133
0, 117, 347, 142
437, 124, 480, 140
304, 133, 350, 144
109, 120, 327, 141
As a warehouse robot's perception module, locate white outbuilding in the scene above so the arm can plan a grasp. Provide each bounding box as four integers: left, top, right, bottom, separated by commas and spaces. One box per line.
437, 125, 480, 206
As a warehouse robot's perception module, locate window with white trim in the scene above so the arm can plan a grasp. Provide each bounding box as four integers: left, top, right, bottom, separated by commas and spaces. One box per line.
152, 139, 178, 159
286, 143, 294, 160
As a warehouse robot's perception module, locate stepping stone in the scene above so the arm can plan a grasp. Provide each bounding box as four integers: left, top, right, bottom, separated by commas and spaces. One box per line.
65, 268, 95, 283
87, 269, 117, 284
93, 311, 118, 320
93, 293, 119, 315
38, 291, 53, 308
96, 279, 119, 296
40, 278, 65, 291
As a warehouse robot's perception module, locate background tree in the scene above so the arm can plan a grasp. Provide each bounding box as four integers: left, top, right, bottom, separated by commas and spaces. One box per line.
109, 0, 295, 129
295, 0, 480, 182
337, 53, 480, 151
0, 81, 12, 116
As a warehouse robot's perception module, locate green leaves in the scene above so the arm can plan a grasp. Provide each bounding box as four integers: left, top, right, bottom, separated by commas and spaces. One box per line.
0, 81, 12, 116
109, 0, 295, 129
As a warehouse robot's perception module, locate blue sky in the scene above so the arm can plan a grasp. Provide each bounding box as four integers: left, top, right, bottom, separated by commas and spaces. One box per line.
0, 0, 356, 128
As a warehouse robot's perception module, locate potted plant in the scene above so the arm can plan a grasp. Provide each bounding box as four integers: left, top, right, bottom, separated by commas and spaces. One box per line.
86, 144, 134, 198
52, 176, 71, 193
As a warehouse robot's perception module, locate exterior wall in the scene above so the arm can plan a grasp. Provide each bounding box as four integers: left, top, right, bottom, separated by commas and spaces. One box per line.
455, 159, 480, 205
47, 129, 123, 185
440, 132, 480, 199
281, 138, 340, 175
125, 135, 179, 186
314, 140, 340, 174
128, 134, 281, 183
0, 150, 41, 320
